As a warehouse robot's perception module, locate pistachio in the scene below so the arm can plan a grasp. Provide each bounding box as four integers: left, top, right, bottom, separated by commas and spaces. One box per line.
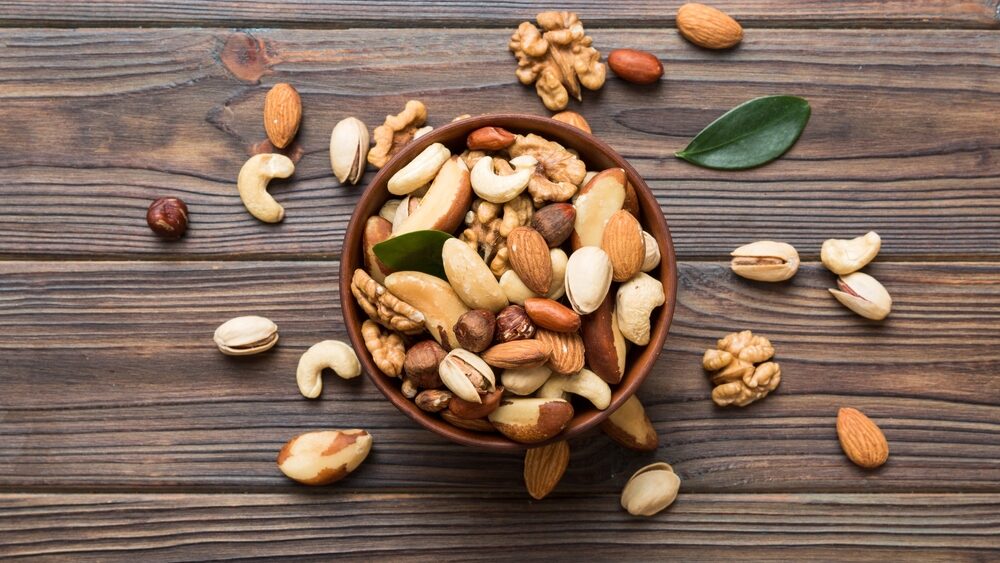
829, 271, 892, 320
620, 462, 681, 517
438, 349, 496, 404
821, 231, 881, 275
330, 117, 370, 185
729, 241, 800, 282
213, 315, 278, 356
564, 247, 613, 315
640, 230, 660, 272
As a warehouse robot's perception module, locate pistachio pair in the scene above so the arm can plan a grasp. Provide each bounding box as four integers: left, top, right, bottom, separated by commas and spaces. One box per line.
821, 232, 891, 320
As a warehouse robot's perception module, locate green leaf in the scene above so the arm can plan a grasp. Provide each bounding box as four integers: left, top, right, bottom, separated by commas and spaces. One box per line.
675, 95, 811, 170
373, 230, 453, 280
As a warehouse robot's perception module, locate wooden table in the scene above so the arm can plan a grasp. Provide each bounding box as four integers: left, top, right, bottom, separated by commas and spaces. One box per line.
1, 2, 998, 560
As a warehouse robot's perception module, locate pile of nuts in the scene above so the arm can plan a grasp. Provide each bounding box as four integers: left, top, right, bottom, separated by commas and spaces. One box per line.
351, 122, 667, 444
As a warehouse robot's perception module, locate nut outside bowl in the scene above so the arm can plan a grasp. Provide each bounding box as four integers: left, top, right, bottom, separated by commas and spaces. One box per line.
340, 114, 677, 452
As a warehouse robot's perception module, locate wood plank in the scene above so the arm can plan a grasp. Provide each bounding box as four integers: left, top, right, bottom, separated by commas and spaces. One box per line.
0, 1, 996, 28
0, 28, 997, 260
1, 261, 997, 493
0, 493, 996, 560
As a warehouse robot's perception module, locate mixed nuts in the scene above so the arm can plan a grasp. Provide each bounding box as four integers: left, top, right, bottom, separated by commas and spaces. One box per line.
349, 124, 667, 445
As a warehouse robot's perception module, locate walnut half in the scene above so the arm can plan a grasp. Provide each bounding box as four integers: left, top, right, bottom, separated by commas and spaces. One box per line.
368, 100, 427, 168
351, 269, 425, 334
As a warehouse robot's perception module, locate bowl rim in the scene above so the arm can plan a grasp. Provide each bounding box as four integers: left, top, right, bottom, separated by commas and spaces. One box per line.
339, 113, 677, 452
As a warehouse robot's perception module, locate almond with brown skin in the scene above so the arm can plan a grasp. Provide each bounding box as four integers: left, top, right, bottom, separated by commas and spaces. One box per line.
264, 83, 302, 149
524, 297, 581, 333
524, 440, 570, 499
534, 329, 585, 376
608, 49, 663, 85
551, 111, 591, 133
581, 294, 628, 384
448, 386, 504, 419
837, 407, 889, 469
441, 410, 496, 433
481, 339, 552, 369
532, 203, 577, 248
601, 395, 658, 451
507, 226, 553, 295
677, 3, 743, 50
602, 210, 645, 282
466, 126, 516, 151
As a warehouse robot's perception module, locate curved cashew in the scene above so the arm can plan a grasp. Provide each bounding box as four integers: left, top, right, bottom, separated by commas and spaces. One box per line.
237, 153, 295, 223
387, 142, 451, 195
615, 272, 666, 346
471, 155, 537, 203
536, 368, 611, 409
296, 340, 361, 399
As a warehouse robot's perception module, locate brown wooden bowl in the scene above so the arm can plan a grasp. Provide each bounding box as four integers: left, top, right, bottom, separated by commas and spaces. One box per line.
340, 114, 677, 452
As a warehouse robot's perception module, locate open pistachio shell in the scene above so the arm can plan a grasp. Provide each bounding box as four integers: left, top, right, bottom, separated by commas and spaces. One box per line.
620, 462, 680, 517
829, 271, 892, 320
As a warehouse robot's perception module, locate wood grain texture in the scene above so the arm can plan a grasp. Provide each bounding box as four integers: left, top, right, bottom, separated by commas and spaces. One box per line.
0, 1, 996, 28
1, 261, 996, 493
1, 493, 997, 560
0, 29, 997, 259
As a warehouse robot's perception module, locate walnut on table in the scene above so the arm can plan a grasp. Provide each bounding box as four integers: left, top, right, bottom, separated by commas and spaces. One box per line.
509, 11, 606, 111
361, 319, 406, 377
368, 100, 427, 168
702, 330, 781, 407
350, 269, 425, 334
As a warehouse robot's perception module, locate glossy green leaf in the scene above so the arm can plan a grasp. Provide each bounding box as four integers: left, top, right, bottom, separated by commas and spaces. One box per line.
675, 95, 811, 170
373, 230, 452, 279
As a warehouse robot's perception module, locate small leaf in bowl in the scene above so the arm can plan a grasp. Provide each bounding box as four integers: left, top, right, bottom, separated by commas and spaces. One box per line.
675, 95, 811, 170
373, 230, 453, 279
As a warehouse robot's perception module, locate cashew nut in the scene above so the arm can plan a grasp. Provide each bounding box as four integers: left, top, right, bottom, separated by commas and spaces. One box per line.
237, 153, 295, 223
471, 155, 537, 203
296, 340, 361, 399
387, 142, 451, 195
536, 368, 611, 409
615, 272, 666, 346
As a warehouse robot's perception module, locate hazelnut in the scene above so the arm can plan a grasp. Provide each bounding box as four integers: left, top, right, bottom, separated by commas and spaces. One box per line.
403, 340, 447, 389
146, 197, 189, 240
531, 203, 576, 248
454, 309, 496, 353
495, 305, 535, 343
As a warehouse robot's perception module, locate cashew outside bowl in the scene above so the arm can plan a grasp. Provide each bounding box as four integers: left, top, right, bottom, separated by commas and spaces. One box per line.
237, 153, 295, 223
297, 340, 362, 399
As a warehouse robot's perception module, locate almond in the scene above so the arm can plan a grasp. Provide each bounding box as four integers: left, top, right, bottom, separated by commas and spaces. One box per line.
601, 395, 658, 451
481, 339, 552, 369
602, 210, 645, 282
524, 297, 581, 333
441, 410, 496, 433
550, 111, 591, 133
507, 226, 553, 295
836, 407, 889, 469
264, 83, 302, 149
534, 329, 585, 376
677, 3, 743, 50
524, 440, 570, 500
608, 49, 663, 85
448, 386, 504, 420
532, 203, 576, 248
466, 126, 516, 151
